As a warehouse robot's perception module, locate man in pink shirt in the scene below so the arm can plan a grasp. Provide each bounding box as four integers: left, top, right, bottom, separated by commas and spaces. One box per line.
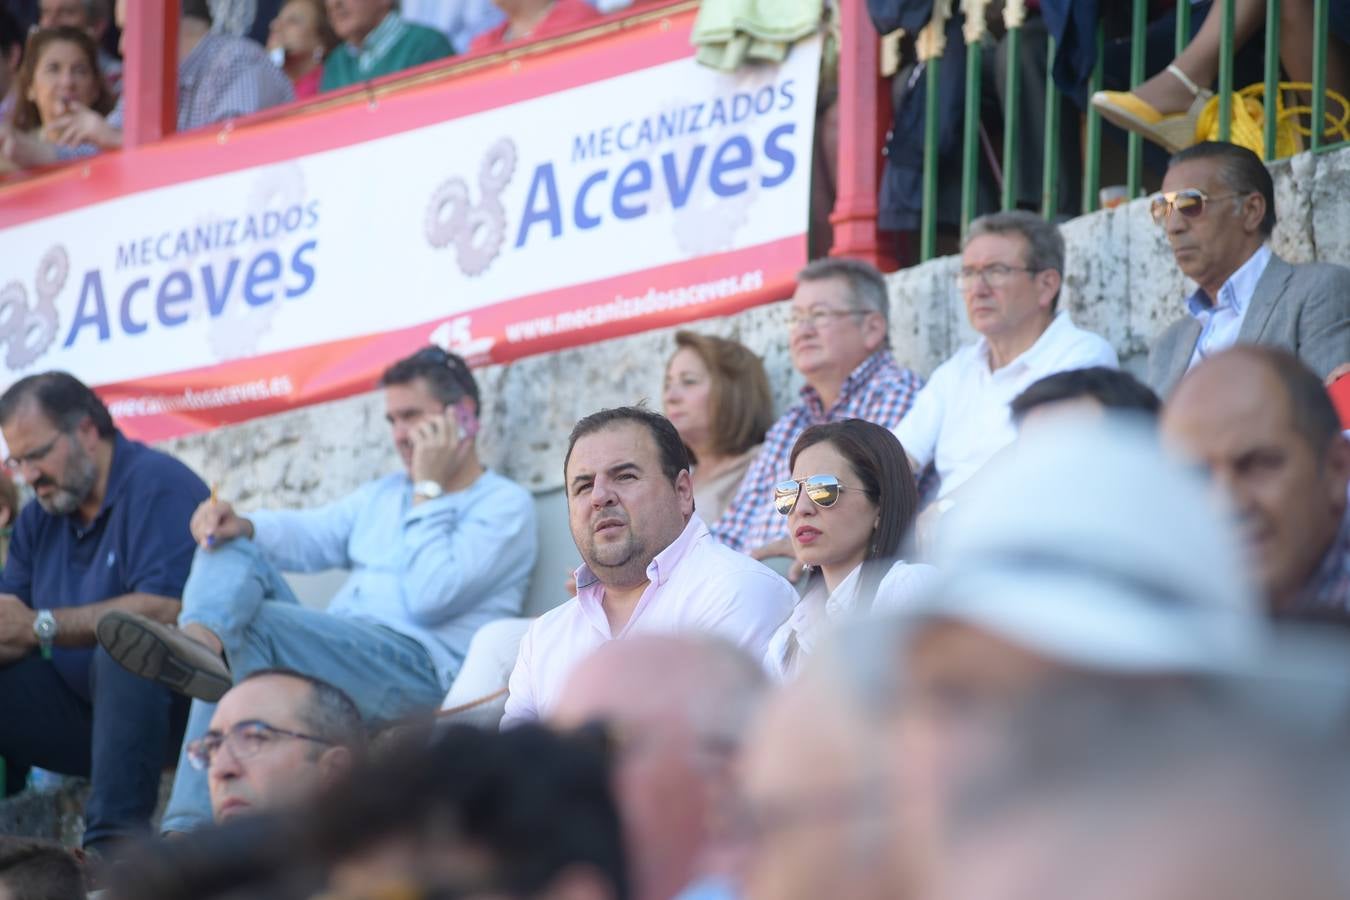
502, 407, 795, 726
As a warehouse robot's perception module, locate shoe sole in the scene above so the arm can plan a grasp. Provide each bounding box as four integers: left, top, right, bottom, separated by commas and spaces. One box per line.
97, 612, 232, 702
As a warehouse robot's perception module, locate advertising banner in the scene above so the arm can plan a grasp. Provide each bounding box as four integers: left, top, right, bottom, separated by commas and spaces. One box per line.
0, 9, 820, 441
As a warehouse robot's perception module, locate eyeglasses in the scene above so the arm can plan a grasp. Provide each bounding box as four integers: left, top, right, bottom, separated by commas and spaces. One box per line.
956, 264, 1039, 290
787, 308, 865, 331
186, 719, 332, 771
773, 474, 871, 515
1149, 189, 1241, 225
5, 432, 64, 472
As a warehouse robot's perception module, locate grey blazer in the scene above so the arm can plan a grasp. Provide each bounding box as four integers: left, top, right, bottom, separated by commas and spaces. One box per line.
1148, 252, 1350, 398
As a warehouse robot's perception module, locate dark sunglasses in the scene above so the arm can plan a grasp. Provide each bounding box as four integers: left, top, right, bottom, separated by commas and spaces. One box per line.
1148, 188, 1241, 225
773, 474, 871, 515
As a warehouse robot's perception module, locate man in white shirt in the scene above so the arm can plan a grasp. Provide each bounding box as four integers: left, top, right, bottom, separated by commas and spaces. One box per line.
894, 210, 1117, 499
503, 407, 795, 726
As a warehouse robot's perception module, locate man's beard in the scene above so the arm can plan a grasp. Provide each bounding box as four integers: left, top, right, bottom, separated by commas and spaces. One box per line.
35, 438, 97, 516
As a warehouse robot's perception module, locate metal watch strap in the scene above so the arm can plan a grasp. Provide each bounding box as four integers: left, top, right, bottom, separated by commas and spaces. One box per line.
413, 480, 445, 499
33, 609, 57, 659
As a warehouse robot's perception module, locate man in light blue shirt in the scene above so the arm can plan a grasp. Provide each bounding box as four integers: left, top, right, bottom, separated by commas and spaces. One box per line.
98, 346, 537, 833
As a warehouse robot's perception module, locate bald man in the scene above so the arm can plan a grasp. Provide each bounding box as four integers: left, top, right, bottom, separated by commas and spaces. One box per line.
551, 635, 767, 900
1161, 347, 1350, 617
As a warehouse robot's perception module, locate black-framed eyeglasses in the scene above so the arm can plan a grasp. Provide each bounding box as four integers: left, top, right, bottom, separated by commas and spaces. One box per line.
5, 431, 64, 471
956, 264, 1040, 290
1149, 188, 1241, 225
773, 474, 872, 515
186, 719, 332, 771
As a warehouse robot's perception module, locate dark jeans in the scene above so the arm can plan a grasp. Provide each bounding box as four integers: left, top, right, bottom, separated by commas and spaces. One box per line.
0, 650, 188, 853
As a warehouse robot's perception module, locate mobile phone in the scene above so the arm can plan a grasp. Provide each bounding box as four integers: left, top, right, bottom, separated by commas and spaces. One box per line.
452, 401, 480, 440
1330, 371, 1350, 430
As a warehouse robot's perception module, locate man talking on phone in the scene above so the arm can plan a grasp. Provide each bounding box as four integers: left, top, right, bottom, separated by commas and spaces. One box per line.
96, 346, 538, 835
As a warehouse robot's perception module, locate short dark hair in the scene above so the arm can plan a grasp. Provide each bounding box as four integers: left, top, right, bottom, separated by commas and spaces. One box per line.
1169, 142, 1277, 236
299, 724, 630, 899
181, 0, 214, 24
789, 419, 919, 562
1231, 347, 1342, 460
238, 668, 366, 753
378, 346, 480, 413
0, 371, 116, 437
564, 406, 690, 485
670, 331, 773, 459
1011, 367, 1161, 427
0, 836, 85, 899
0, 8, 24, 59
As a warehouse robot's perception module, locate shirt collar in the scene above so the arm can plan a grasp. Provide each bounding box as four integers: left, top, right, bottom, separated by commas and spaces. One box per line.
1186, 243, 1272, 318
573, 514, 707, 598
799, 350, 894, 416
349, 11, 406, 68
975, 311, 1072, 373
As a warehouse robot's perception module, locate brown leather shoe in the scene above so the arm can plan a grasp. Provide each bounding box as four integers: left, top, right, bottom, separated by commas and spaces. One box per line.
97, 611, 232, 702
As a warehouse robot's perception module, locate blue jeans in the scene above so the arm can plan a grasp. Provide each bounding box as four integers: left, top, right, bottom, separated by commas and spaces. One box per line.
0, 649, 188, 852
161, 539, 445, 833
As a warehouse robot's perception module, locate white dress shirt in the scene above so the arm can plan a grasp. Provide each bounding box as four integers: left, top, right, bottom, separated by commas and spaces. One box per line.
501, 515, 795, 726
1185, 243, 1273, 370
765, 560, 940, 681
894, 312, 1118, 497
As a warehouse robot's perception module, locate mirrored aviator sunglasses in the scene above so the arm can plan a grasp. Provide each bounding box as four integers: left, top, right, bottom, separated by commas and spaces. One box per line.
1149, 188, 1212, 225
773, 474, 844, 515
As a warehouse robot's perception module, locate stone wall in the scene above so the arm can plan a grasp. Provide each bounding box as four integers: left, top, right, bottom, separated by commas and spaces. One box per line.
161, 147, 1350, 503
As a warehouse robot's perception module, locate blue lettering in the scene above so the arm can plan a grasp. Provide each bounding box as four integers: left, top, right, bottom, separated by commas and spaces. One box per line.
617, 121, 636, 152
710, 136, 753, 196
755, 85, 774, 115
732, 92, 753, 123
156, 270, 193, 326
115, 243, 138, 270
63, 270, 111, 346
612, 161, 651, 220
599, 128, 615, 157
304, 200, 320, 229
572, 132, 600, 163
202, 258, 240, 316
708, 99, 728, 129
118, 277, 150, 336
514, 163, 563, 248
244, 251, 282, 306
286, 240, 317, 298
573, 170, 608, 230
657, 110, 678, 141
779, 79, 795, 110
761, 123, 796, 188
661, 146, 705, 208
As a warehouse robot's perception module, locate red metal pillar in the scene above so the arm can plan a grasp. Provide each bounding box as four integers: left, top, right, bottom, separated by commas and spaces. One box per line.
828, 0, 897, 271
121, 0, 179, 148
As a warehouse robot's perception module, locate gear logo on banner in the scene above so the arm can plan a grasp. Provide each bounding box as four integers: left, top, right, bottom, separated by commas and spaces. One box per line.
424, 138, 518, 277
0, 245, 68, 370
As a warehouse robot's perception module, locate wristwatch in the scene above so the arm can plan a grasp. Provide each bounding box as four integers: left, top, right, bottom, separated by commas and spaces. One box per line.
33, 609, 57, 657
412, 480, 445, 500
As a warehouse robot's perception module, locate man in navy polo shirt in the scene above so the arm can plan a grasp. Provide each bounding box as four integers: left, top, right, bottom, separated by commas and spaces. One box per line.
0, 372, 207, 857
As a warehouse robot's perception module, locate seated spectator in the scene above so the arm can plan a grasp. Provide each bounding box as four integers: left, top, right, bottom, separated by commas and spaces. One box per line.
1009, 365, 1162, 432
0, 467, 20, 568
0, 836, 86, 899
0, 26, 115, 171
1, 0, 293, 166
36, 0, 122, 94
894, 211, 1118, 500
189, 668, 363, 824
764, 420, 937, 681
0, 9, 24, 126
265, 0, 337, 99
97, 346, 537, 834
0, 372, 205, 856
663, 330, 773, 527
551, 635, 768, 900
469, 0, 601, 53
401, 0, 504, 55
1161, 347, 1350, 618
1147, 143, 1350, 397
320, 0, 452, 93
502, 406, 794, 725
890, 417, 1263, 898
713, 258, 923, 562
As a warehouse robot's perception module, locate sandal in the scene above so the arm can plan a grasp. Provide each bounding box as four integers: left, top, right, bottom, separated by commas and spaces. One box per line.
1091, 64, 1214, 153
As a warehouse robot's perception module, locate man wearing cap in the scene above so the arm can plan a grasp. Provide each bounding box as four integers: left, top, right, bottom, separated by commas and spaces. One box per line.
97, 346, 537, 834
1161, 346, 1350, 619
1147, 142, 1350, 398
894, 210, 1117, 500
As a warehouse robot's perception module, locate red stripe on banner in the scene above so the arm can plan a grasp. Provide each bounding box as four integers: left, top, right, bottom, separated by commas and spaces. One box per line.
0, 11, 697, 229
97, 235, 803, 442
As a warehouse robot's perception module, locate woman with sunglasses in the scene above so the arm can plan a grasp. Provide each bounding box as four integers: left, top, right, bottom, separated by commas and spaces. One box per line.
764, 419, 938, 680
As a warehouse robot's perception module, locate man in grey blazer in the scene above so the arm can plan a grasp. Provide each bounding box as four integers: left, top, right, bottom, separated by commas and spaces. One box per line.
1147, 143, 1350, 398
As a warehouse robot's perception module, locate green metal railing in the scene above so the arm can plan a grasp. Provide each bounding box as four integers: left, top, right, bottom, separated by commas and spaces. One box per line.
915, 0, 1347, 261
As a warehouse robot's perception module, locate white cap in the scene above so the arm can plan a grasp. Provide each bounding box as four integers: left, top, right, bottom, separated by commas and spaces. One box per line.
914, 415, 1262, 675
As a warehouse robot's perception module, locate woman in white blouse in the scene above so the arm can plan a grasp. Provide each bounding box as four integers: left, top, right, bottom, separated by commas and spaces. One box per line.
765, 419, 938, 680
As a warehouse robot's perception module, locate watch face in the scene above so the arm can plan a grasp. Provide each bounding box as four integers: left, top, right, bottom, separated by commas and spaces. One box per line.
35, 611, 57, 639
